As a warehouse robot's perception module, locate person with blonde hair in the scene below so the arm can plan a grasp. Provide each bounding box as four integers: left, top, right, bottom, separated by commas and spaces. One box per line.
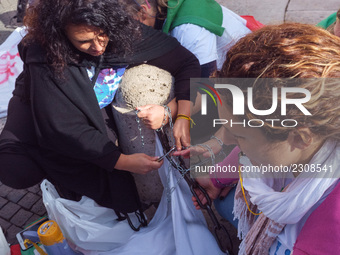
193, 23, 340, 255
317, 8, 340, 36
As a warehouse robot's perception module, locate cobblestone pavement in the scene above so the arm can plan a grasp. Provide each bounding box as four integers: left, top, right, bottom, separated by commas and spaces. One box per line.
0, 0, 339, 249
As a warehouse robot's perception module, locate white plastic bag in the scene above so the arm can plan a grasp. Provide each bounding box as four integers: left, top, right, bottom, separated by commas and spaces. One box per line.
0, 27, 26, 118
40, 180, 140, 251
40, 136, 226, 255
0, 227, 10, 255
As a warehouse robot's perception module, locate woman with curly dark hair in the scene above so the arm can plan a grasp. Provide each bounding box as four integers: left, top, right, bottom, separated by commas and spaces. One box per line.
0, 0, 199, 226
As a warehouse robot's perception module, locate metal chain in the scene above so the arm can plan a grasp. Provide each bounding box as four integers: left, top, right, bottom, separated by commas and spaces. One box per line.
156, 129, 233, 254
135, 105, 173, 148
135, 109, 145, 148
135, 104, 233, 254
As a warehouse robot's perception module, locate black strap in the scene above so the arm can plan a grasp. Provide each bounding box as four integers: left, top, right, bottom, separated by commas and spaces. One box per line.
102, 24, 180, 67
114, 209, 148, 232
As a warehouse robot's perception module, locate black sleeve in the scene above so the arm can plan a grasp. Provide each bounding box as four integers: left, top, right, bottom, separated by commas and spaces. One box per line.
102, 25, 200, 101
201, 61, 217, 78
28, 63, 121, 171
146, 44, 201, 101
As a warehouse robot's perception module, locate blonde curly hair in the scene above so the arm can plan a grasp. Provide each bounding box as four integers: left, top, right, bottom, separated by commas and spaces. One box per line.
215, 23, 340, 141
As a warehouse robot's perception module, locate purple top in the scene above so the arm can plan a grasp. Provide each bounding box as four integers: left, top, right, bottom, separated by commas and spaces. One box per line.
293, 180, 340, 254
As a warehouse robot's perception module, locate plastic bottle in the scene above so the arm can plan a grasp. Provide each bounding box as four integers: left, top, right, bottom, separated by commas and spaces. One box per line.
37, 220, 82, 255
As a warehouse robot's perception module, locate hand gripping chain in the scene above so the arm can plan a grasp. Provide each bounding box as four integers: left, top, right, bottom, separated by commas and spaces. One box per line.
156, 129, 234, 254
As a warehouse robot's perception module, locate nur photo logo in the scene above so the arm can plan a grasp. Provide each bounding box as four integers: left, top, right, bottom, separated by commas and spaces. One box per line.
198, 82, 222, 115
192, 78, 313, 129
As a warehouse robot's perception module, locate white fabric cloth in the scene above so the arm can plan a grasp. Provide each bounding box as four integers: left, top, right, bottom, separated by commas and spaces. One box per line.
170, 5, 251, 69
242, 140, 339, 224
235, 139, 340, 254
0, 27, 26, 118
42, 135, 225, 255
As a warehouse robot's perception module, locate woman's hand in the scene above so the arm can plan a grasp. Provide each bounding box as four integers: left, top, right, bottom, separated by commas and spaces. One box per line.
115, 153, 163, 174
173, 100, 192, 151
192, 177, 221, 210
172, 134, 223, 158
173, 118, 191, 151
136, 104, 167, 130
192, 177, 236, 210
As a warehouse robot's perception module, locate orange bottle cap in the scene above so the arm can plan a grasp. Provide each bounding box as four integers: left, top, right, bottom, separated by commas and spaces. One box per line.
37, 220, 65, 246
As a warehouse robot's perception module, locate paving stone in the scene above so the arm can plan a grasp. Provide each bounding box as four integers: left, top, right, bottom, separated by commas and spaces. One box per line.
0, 0, 11, 8
26, 185, 41, 194
10, 208, 33, 227
0, 184, 13, 197
18, 192, 40, 210
0, 196, 8, 208
287, 0, 339, 11
217, 0, 289, 25
30, 199, 46, 216
0, 201, 20, 220
7, 189, 27, 203
0, 0, 17, 11
285, 10, 338, 24
0, 217, 11, 230
24, 213, 44, 228
6, 224, 22, 245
